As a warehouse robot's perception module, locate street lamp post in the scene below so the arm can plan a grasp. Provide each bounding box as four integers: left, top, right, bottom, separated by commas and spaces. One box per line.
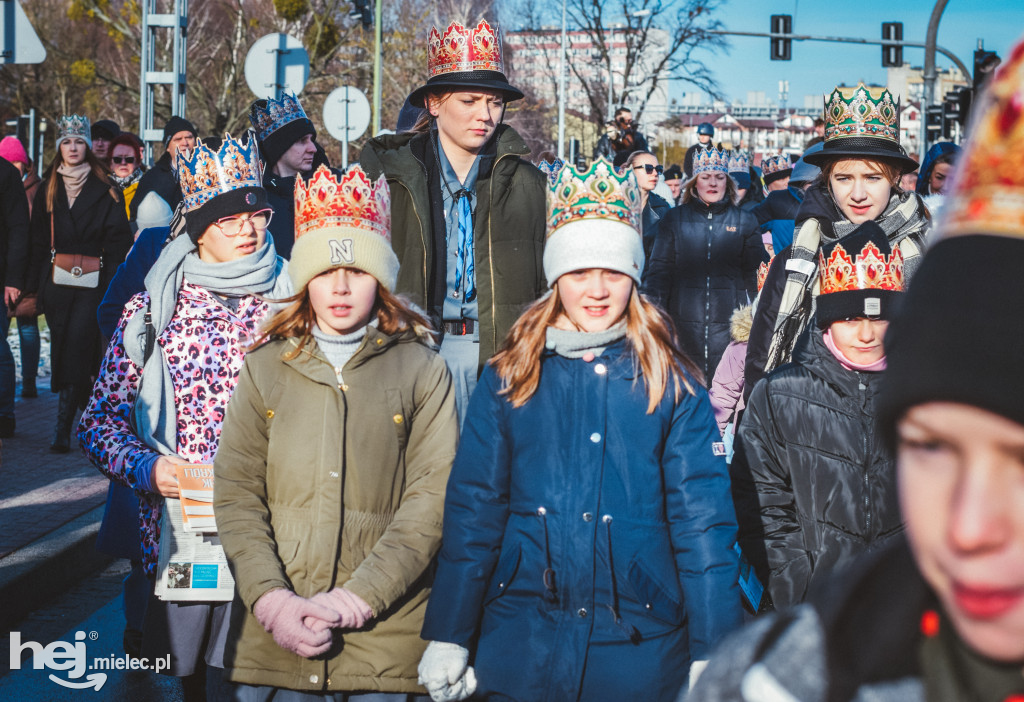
557, 0, 567, 160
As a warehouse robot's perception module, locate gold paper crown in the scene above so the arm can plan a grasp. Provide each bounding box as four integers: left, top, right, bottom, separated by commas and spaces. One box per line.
761, 153, 792, 176
177, 131, 263, 213
428, 20, 504, 78
546, 158, 642, 237
818, 241, 904, 296
941, 38, 1024, 240
824, 83, 900, 142
294, 165, 391, 243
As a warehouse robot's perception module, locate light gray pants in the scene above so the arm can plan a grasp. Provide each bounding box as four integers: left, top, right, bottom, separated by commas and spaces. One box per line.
439, 331, 480, 429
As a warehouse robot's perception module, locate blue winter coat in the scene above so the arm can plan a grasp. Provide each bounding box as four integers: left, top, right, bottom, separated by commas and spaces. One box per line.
421, 340, 743, 702
753, 186, 804, 253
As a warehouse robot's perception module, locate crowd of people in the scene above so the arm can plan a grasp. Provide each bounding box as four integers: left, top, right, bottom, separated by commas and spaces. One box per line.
0, 17, 1021, 702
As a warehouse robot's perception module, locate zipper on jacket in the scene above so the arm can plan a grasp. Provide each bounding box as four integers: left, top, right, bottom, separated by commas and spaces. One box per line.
705, 208, 713, 378
536, 506, 558, 602
485, 151, 521, 355
601, 514, 641, 644
392, 179, 428, 302
859, 374, 871, 535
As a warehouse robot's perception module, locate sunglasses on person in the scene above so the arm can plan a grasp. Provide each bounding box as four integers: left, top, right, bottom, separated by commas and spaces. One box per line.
213, 209, 273, 236
633, 164, 664, 175
111, 156, 136, 164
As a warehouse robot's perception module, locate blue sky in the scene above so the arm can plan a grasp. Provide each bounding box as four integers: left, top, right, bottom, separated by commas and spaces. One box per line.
695, 0, 1023, 105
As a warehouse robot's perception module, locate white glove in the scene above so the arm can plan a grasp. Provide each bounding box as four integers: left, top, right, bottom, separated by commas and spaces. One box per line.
688, 659, 709, 690
418, 640, 478, 702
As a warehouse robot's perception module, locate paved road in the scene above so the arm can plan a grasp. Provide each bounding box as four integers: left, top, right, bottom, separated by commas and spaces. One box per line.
1, 560, 183, 700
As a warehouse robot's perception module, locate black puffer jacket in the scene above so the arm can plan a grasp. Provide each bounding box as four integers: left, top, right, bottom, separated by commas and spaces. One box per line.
730, 327, 903, 610
643, 197, 761, 382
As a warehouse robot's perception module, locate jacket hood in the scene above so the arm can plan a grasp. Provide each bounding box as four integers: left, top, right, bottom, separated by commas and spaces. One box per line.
729, 304, 752, 343
915, 142, 961, 195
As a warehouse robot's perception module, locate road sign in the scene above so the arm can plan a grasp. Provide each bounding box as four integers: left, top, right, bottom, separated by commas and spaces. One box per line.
1, 0, 47, 64
323, 87, 370, 169
244, 34, 310, 100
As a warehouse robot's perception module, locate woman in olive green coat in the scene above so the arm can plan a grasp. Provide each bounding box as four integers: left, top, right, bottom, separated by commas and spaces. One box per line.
214, 165, 457, 697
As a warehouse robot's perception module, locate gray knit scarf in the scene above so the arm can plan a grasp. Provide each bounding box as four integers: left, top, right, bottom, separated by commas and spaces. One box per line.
545, 321, 627, 359
766, 190, 929, 372
124, 232, 292, 454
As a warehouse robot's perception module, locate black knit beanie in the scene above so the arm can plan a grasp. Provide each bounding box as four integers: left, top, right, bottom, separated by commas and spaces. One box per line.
164, 116, 198, 145
91, 119, 120, 141
185, 187, 269, 244
816, 221, 902, 328
250, 99, 316, 169
877, 235, 1024, 444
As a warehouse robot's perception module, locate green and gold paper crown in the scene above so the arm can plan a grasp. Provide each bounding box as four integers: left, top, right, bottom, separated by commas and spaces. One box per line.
940, 38, 1024, 241
546, 158, 641, 238
824, 84, 900, 142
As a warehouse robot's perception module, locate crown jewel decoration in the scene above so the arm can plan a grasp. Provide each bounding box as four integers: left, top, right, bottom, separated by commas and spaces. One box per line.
547, 158, 641, 237
693, 147, 729, 176
295, 165, 391, 243
823, 83, 901, 142
428, 20, 504, 78
58, 114, 91, 143
249, 93, 309, 142
761, 153, 793, 176
178, 131, 263, 213
757, 257, 772, 292
818, 241, 904, 295
728, 150, 751, 174
941, 38, 1024, 240
537, 158, 565, 184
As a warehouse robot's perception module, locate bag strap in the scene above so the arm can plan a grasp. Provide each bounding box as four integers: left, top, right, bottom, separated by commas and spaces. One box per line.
49, 211, 54, 261
142, 297, 156, 364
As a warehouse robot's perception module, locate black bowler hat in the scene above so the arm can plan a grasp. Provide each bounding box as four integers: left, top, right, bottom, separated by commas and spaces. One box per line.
803, 83, 918, 174
408, 19, 524, 108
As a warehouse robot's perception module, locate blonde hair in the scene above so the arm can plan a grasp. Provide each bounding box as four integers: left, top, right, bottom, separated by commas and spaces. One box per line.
490, 286, 702, 413
258, 276, 435, 359
680, 172, 738, 205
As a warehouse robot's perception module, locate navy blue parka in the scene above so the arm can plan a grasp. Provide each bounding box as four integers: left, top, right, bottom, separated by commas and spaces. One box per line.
422, 339, 743, 702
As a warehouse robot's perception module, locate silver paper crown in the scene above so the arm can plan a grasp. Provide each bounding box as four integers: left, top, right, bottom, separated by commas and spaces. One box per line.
248, 93, 309, 142
57, 114, 91, 145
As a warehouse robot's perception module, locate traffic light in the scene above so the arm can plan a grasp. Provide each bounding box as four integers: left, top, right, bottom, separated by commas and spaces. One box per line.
770, 15, 792, 61
973, 48, 1001, 96
351, 0, 372, 29
925, 105, 944, 143
881, 22, 903, 68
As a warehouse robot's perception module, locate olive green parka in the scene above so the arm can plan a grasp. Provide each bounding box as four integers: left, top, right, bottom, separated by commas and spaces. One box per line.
214, 325, 458, 692
360, 125, 547, 369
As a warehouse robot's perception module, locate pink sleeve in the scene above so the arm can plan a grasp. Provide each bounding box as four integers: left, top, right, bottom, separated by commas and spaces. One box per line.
709, 342, 747, 433
77, 293, 163, 493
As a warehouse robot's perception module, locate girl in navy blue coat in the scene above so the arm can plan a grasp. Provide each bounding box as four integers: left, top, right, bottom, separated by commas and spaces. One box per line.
418, 160, 743, 702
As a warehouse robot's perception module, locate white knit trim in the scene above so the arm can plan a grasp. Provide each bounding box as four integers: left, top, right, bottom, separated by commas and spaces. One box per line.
740, 664, 801, 702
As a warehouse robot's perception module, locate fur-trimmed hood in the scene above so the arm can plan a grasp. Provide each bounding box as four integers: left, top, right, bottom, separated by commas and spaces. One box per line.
730, 304, 752, 343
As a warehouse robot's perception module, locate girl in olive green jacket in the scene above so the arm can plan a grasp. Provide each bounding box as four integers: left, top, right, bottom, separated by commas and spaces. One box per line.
214, 165, 457, 698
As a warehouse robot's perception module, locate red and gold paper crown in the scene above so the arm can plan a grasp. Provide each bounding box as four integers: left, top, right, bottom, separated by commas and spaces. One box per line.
940, 38, 1024, 241
818, 241, 904, 296
757, 258, 772, 292
294, 165, 391, 243
428, 20, 504, 78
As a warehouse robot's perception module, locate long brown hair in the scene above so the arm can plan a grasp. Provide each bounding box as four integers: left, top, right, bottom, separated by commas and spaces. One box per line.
258, 276, 435, 360
490, 285, 702, 413
44, 143, 117, 213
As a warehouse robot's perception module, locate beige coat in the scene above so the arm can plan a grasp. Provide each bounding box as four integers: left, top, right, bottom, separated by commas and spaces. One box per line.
214, 326, 458, 692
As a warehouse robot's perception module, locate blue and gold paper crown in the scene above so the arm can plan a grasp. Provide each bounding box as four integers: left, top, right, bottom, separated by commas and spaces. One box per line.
693, 147, 729, 176
57, 114, 91, 145
824, 83, 900, 142
177, 131, 263, 213
546, 158, 641, 237
761, 153, 793, 177
727, 150, 751, 174
537, 158, 565, 184
248, 93, 309, 143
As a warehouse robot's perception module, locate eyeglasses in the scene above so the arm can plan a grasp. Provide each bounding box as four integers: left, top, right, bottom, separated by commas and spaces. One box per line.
213, 209, 273, 236
633, 164, 664, 175
111, 156, 136, 165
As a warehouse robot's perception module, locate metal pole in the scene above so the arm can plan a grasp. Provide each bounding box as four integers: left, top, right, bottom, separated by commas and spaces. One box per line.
557, 1, 567, 160
921, 0, 949, 154
342, 88, 350, 171
372, 0, 382, 135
